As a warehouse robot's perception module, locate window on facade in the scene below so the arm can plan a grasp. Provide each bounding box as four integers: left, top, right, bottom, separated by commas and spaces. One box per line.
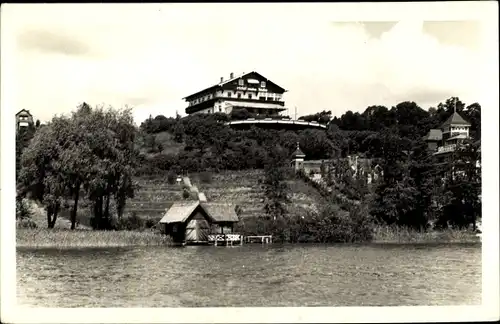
259, 96, 265, 101
228, 92, 232, 97
239, 79, 244, 86
237, 93, 242, 98
261, 81, 266, 88
248, 94, 253, 99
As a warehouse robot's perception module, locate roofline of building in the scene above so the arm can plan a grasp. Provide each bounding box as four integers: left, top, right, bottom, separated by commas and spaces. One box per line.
16, 109, 31, 116
182, 71, 287, 100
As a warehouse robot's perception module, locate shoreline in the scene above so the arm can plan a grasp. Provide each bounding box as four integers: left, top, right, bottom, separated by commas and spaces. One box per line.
16, 228, 173, 248
16, 227, 480, 249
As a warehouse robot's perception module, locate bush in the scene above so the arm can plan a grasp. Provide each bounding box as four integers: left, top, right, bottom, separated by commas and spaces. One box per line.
144, 218, 157, 229
17, 218, 38, 229
199, 171, 213, 184
115, 212, 145, 231
182, 188, 191, 200
16, 197, 33, 220
167, 171, 177, 185
235, 202, 373, 244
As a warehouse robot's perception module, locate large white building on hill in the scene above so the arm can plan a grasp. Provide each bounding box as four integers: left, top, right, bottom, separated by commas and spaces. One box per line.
183, 71, 288, 116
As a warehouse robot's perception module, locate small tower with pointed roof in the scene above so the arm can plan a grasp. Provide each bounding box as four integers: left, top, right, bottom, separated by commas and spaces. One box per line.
440, 100, 471, 146
291, 142, 306, 172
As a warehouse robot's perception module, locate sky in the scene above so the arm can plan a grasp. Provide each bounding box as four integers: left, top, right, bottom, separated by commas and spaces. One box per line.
2, 3, 497, 125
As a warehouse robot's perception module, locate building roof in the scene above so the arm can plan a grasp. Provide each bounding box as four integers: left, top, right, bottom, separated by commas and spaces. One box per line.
201, 203, 239, 222
292, 142, 305, 158
16, 109, 31, 116
159, 201, 238, 224
183, 71, 286, 100
423, 129, 443, 141
446, 134, 468, 141
441, 111, 471, 128
159, 201, 199, 224
225, 119, 327, 130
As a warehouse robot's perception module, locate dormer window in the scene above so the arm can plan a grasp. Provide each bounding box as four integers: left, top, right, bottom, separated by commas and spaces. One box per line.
238, 79, 244, 86
260, 81, 266, 88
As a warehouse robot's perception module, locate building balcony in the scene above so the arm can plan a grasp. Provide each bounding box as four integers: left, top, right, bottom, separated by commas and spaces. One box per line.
434, 144, 457, 155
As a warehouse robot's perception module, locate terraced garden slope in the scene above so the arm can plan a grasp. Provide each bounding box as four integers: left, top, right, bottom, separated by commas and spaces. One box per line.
123, 176, 195, 224
54, 170, 325, 228
191, 170, 324, 219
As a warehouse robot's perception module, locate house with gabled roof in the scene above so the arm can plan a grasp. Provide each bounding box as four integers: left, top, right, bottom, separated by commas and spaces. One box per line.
159, 201, 239, 245
16, 109, 34, 130
183, 71, 287, 116
429, 110, 472, 156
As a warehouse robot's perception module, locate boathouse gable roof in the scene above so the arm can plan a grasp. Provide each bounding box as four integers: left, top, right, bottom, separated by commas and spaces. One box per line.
201, 203, 239, 222
159, 201, 200, 224
159, 201, 239, 224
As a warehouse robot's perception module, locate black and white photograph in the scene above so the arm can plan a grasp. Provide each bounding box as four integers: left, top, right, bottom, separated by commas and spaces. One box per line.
1, 2, 498, 323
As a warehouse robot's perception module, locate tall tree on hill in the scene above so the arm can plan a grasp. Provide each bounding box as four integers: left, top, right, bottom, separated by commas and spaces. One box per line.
362, 105, 393, 131
464, 103, 481, 140
369, 129, 422, 227
18, 103, 138, 230
18, 124, 64, 228
437, 139, 481, 229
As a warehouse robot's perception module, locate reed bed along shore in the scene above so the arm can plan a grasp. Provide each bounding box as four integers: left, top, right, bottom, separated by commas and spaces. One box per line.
372, 225, 481, 244
16, 226, 480, 248
16, 228, 172, 248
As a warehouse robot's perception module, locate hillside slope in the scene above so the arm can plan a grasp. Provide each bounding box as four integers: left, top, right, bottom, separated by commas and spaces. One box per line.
45, 170, 326, 229
191, 170, 324, 219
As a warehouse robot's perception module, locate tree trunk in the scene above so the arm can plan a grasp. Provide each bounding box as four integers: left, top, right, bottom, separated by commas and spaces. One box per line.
93, 198, 103, 230
104, 193, 110, 221
46, 206, 53, 229
50, 211, 58, 229
47, 203, 60, 229
70, 183, 81, 230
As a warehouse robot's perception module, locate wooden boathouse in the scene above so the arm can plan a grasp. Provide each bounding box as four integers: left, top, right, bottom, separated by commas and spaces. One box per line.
159, 201, 242, 245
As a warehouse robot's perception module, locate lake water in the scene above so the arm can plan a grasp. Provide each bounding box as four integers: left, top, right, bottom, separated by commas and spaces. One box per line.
17, 243, 481, 307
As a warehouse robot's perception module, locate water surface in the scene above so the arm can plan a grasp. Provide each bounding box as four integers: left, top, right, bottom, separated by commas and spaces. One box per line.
17, 243, 481, 307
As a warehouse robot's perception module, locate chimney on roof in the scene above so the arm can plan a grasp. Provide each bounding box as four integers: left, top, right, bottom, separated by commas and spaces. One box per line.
230, 72, 234, 79
220, 77, 223, 83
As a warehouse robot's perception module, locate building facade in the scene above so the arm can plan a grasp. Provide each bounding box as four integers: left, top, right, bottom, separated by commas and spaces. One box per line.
423, 110, 472, 155
290, 144, 382, 185
16, 109, 34, 131
183, 71, 287, 116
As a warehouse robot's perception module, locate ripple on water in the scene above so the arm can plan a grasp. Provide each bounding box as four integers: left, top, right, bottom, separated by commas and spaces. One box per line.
16, 244, 481, 307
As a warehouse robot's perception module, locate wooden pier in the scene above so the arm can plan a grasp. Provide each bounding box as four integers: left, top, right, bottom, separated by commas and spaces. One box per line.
207, 234, 273, 246
245, 235, 273, 244
208, 234, 244, 246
